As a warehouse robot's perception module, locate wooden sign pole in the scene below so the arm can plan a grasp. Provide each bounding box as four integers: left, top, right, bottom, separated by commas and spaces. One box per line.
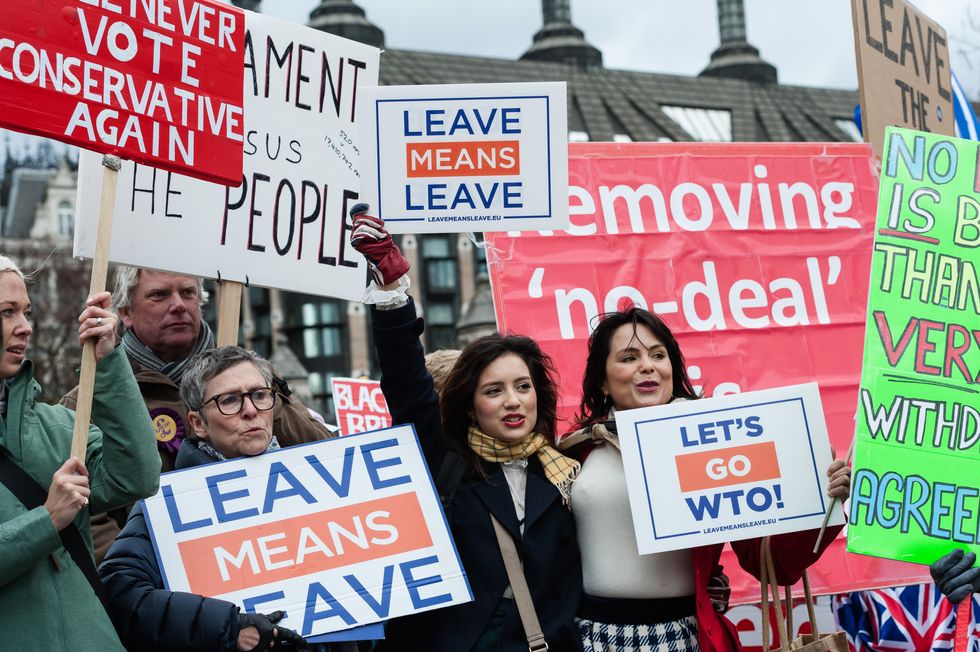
70, 155, 121, 461
812, 437, 855, 553
216, 280, 244, 347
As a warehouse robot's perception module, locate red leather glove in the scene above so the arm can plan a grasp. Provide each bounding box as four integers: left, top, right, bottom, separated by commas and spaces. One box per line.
349, 202, 410, 286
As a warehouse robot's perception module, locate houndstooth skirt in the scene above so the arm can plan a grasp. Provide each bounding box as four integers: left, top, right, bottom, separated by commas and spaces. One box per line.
576, 614, 700, 652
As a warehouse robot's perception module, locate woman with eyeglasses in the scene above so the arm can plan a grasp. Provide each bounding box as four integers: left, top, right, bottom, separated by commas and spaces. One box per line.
99, 346, 313, 652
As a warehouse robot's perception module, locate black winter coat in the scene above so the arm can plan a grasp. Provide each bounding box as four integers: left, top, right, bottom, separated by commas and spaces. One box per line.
371, 300, 583, 652
98, 448, 239, 652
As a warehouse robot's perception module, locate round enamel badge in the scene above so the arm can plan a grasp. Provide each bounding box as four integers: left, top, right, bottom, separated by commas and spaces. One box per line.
150, 408, 185, 453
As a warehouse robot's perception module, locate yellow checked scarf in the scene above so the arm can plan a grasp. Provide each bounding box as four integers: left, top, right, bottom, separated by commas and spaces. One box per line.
468, 426, 580, 506
557, 400, 687, 453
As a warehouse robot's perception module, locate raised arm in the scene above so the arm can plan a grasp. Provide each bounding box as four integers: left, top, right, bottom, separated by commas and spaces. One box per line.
349, 203, 447, 473
371, 299, 446, 472
75, 292, 160, 512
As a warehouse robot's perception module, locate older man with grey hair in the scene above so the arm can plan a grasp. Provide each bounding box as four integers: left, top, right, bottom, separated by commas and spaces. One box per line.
62, 266, 333, 561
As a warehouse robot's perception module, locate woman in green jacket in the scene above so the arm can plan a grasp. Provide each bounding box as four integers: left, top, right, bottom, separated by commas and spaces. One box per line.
0, 254, 160, 652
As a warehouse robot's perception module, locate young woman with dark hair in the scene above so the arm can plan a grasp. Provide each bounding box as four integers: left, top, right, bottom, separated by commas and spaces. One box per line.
561, 307, 852, 652
439, 335, 562, 478
349, 205, 583, 652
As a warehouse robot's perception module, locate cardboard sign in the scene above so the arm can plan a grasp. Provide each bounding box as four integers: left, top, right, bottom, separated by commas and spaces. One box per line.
73, 12, 379, 300
486, 142, 933, 600
0, 0, 245, 185
616, 384, 841, 554
142, 426, 472, 637
358, 82, 568, 233
851, 0, 954, 158
847, 127, 980, 565
331, 378, 392, 435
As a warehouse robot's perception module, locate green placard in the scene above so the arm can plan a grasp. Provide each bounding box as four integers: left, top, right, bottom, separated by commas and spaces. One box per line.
846, 126, 980, 564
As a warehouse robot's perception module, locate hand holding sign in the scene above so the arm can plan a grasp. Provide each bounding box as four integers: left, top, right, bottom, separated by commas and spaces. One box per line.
76, 291, 117, 362
237, 611, 306, 651
44, 457, 91, 531
825, 456, 851, 500
930, 549, 980, 605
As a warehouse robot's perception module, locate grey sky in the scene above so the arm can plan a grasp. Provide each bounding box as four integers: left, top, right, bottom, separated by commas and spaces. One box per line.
2, 0, 977, 162
260, 0, 978, 94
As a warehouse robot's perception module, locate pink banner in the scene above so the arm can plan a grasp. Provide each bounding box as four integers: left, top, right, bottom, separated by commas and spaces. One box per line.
486, 142, 932, 603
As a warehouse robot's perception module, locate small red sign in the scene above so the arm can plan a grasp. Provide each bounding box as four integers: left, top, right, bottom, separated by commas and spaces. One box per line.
331, 377, 392, 435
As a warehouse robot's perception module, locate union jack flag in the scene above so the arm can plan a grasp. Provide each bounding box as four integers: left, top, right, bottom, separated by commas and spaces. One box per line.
832, 584, 980, 652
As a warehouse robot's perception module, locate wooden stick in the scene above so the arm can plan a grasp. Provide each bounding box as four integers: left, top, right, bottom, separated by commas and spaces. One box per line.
216, 280, 244, 347
784, 584, 793, 641
761, 540, 771, 652
802, 572, 820, 638
70, 155, 121, 461
765, 538, 789, 651
813, 437, 856, 553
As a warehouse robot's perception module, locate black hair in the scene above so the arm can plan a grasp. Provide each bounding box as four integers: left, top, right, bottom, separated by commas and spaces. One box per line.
577, 308, 698, 428
440, 334, 559, 475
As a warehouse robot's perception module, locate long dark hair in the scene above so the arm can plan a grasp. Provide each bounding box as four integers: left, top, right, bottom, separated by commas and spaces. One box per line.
440, 334, 559, 474
577, 308, 698, 428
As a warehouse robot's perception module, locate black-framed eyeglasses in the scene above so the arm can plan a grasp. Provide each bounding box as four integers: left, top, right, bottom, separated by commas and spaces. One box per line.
201, 387, 277, 415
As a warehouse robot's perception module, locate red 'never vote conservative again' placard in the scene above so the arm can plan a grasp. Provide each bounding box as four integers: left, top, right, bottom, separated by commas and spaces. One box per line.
0, 0, 245, 185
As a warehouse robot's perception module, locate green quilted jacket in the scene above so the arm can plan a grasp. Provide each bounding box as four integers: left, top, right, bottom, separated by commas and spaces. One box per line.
0, 347, 160, 652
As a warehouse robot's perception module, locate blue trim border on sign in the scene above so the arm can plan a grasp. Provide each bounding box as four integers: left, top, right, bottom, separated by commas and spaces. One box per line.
373, 95, 554, 222
631, 397, 827, 542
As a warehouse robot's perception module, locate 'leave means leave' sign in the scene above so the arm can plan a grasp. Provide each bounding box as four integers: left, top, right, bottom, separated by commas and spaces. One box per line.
142, 426, 472, 637
358, 82, 569, 233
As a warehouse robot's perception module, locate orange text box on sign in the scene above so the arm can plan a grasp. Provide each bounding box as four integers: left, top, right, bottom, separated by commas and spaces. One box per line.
180, 493, 431, 596
675, 441, 781, 492
406, 141, 521, 177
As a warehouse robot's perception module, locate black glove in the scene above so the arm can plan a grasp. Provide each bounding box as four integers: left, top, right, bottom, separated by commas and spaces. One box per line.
707, 565, 732, 614
930, 549, 980, 604
238, 610, 307, 651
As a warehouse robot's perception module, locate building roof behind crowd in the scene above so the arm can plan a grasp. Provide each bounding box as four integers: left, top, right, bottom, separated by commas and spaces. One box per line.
296, 0, 866, 145
3, 168, 57, 239
377, 49, 862, 144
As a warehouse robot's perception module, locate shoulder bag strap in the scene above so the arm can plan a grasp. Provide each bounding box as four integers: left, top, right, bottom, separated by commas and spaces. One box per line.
0, 449, 111, 615
435, 450, 466, 520
490, 513, 549, 652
